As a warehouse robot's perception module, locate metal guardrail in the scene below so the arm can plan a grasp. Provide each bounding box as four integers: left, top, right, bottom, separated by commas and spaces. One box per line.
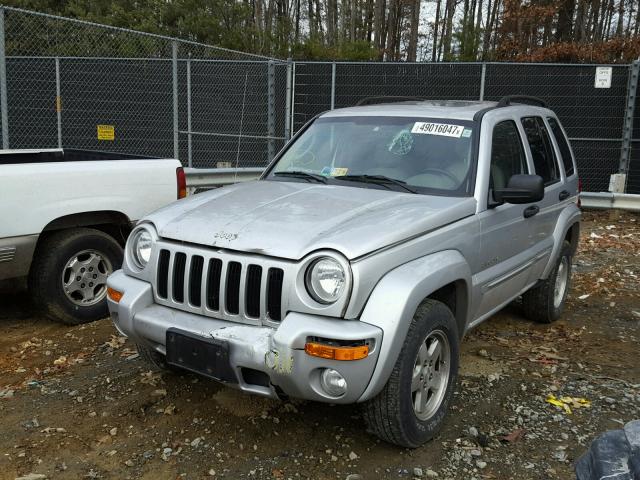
580, 192, 640, 212
184, 167, 263, 191
185, 167, 640, 212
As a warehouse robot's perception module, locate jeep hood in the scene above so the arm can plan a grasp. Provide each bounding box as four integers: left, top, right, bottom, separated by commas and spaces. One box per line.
145, 180, 477, 260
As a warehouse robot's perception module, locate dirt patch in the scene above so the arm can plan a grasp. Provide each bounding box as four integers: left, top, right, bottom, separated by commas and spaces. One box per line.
1, 210, 639, 480
211, 389, 278, 417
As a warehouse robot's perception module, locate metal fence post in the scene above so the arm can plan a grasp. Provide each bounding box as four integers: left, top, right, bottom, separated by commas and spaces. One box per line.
0, 7, 9, 149
330, 62, 336, 110
172, 41, 179, 160
55, 57, 62, 148
479, 63, 486, 101
619, 60, 639, 192
290, 61, 296, 136
267, 60, 275, 161
186, 55, 192, 167
284, 59, 292, 141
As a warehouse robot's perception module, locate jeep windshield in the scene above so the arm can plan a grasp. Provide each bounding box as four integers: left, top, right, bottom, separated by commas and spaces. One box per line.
267, 116, 475, 196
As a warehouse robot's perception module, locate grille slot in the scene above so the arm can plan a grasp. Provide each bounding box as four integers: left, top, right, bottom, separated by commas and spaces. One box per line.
245, 265, 263, 318
225, 262, 242, 314
172, 252, 187, 303
188, 255, 204, 306
267, 268, 284, 321
206, 258, 223, 310
153, 245, 288, 325
157, 249, 170, 299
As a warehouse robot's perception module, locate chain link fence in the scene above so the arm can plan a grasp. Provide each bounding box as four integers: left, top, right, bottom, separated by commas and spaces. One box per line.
293, 61, 638, 193
1, 6, 639, 193
0, 6, 288, 169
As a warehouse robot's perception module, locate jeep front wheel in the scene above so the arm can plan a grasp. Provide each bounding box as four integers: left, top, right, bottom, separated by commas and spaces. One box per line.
362, 299, 459, 448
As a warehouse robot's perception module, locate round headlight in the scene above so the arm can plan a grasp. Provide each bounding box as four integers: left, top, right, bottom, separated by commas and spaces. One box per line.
306, 257, 346, 304
131, 228, 153, 269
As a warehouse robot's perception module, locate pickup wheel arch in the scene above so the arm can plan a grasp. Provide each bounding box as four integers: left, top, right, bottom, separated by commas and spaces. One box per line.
40, 211, 133, 246
357, 250, 471, 402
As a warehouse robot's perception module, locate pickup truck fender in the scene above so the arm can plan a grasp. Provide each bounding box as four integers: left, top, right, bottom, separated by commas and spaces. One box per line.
541, 203, 581, 280
357, 250, 471, 402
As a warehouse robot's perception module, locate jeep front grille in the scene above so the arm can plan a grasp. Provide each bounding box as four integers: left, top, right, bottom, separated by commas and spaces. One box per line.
154, 244, 286, 324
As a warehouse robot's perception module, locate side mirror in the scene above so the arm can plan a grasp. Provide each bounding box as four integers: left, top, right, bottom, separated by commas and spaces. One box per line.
493, 174, 544, 204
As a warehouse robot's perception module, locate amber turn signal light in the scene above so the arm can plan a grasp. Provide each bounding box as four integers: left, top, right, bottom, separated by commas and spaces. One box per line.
107, 287, 123, 303
304, 342, 369, 361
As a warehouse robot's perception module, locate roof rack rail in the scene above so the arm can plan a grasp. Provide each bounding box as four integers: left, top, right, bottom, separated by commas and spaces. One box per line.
356, 96, 425, 106
496, 95, 547, 108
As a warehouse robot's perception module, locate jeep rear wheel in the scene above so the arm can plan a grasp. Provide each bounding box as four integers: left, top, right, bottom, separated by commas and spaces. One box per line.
362, 299, 459, 448
522, 240, 573, 323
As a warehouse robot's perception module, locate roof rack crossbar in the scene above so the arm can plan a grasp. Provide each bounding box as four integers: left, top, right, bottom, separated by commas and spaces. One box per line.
496, 95, 547, 108
355, 96, 425, 106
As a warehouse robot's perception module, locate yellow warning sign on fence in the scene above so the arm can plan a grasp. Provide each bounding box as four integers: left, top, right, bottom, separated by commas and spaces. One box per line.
97, 125, 115, 141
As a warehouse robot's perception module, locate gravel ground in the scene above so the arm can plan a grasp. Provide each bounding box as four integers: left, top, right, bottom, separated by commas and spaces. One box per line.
1, 210, 639, 480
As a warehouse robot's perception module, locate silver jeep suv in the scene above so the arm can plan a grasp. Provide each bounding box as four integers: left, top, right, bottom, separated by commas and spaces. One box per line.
107, 96, 580, 448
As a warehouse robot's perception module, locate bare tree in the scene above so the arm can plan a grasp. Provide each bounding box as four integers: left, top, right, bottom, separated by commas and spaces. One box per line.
432, 0, 443, 61
406, 0, 421, 60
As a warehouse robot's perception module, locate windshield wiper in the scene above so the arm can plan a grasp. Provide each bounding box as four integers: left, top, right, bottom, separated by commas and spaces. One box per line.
334, 174, 417, 193
273, 171, 328, 184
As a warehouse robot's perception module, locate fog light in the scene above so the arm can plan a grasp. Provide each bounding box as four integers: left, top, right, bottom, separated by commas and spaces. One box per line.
320, 368, 347, 397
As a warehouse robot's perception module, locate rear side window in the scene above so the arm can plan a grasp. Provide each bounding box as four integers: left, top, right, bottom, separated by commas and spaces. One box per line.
521, 117, 560, 185
490, 120, 528, 190
547, 117, 575, 177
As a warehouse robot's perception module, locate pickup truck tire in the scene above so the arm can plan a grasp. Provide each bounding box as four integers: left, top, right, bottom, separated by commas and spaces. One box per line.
29, 228, 123, 325
522, 240, 572, 324
362, 299, 459, 448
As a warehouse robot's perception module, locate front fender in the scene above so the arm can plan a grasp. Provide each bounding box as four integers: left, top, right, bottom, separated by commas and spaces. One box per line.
357, 250, 471, 402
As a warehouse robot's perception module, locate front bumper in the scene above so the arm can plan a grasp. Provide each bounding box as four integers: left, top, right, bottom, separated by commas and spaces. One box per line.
107, 270, 382, 403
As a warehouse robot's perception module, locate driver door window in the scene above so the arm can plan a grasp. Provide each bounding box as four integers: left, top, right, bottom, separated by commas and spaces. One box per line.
489, 120, 528, 195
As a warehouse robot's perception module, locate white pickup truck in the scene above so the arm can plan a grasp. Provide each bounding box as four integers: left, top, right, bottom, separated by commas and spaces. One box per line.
0, 148, 184, 325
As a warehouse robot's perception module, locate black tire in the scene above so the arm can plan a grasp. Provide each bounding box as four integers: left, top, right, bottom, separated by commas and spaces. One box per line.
362, 299, 460, 448
522, 240, 573, 324
136, 343, 183, 374
28, 228, 123, 325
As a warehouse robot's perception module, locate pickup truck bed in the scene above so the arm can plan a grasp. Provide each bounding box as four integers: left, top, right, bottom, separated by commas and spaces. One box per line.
0, 148, 153, 165
1, 148, 184, 325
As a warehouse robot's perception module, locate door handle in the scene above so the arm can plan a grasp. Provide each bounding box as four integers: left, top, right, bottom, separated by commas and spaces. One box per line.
559, 190, 570, 201
523, 205, 539, 218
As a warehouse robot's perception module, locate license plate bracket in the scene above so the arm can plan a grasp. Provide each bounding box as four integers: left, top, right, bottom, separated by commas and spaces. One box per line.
165, 328, 236, 384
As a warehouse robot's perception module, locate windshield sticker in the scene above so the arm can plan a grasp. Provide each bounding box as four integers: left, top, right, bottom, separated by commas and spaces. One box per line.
462, 128, 472, 138
412, 122, 465, 138
331, 167, 348, 176
321, 167, 349, 177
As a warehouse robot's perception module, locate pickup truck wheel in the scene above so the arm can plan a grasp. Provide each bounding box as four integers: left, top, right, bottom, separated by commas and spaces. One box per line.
29, 228, 123, 325
362, 299, 459, 448
522, 240, 572, 324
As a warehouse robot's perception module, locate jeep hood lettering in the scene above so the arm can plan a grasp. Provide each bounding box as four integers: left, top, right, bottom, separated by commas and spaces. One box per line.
145, 180, 477, 260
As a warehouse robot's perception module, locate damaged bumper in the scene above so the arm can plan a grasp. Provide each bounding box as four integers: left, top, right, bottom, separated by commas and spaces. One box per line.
106, 270, 382, 403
